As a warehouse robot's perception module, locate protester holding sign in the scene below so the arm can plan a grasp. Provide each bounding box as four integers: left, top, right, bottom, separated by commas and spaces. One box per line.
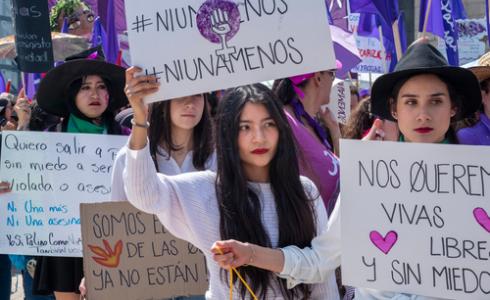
457, 51, 490, 145
272, 64, 341, 215
211, 42, 482, 299
30, 45, 127, 300
103, 68, 216, 300
111, 68, 216, 201
121, 79, 339, 299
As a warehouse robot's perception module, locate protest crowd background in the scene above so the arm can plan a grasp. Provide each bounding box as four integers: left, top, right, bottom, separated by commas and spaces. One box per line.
0, 0, 490, 300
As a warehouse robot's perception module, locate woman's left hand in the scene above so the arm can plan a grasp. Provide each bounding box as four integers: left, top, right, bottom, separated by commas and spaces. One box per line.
14, 88, 31, 130
211, 240, 253, 269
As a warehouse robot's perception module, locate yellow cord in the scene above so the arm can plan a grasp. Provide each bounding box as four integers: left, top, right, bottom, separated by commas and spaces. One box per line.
217, 247, 258, 300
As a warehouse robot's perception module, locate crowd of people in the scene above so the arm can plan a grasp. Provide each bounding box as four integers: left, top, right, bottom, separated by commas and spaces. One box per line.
1, 2, 490, 299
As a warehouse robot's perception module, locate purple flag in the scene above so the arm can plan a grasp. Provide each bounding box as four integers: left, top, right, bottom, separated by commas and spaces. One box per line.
330, 25, 362, 78
487, 0, 490, 47
451, 0, 467, 20
0, 72, 5, 93
349, 0, 398, 29
61, 18, 69, 33
441, 0, 459, 66
23, 73, 42, 100
91, 17, 107, 49
105, 0, 119, 64
419, 0, 445, 38
327, 0, 349, 32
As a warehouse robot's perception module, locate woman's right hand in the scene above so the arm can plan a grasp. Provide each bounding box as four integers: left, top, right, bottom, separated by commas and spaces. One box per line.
0, 181, 11, 194
362, 118, 385, 141
124, 66, 160, 123
14, 88, 31, 131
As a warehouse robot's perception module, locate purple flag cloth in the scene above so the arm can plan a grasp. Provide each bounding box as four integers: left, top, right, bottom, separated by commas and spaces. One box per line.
0, 72, 5, 93
22, 73, 40, 100
419, 0, 445, 38
61, 18, 69, 33
91, 17, 107, 50
487, 0, 490, 47
328, 0, 349, 32
105, 0, 119, 64
441, 0, 459, 66
349, 0, 398, 28
451, 0, 467, 20
330, 25, 362, 78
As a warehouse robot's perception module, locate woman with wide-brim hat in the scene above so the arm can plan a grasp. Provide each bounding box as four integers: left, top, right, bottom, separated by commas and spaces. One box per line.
457, 51, 490, 145
210, 42, 481, 300
33, 45, 127, 300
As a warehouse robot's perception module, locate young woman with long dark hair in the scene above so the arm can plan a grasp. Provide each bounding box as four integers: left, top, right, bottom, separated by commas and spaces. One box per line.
31, 46, 127, 300
121, 66, 339, 299
211, 42, 482, 300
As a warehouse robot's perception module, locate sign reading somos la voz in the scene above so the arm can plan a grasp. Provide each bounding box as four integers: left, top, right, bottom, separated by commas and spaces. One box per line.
0, 131, 127, 257
340, 140, 490, 299
125, 0, 336, 102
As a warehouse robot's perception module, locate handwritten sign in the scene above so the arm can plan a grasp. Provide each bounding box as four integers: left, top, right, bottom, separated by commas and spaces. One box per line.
456, 18, 487, 65
323, 79, 350, 124
0, 131, 127, 256
340, 140, 490, 299
125, 0, 336, 102
12, 0, 54, 72
348, 13, 391, 74
81, 202, 208, 299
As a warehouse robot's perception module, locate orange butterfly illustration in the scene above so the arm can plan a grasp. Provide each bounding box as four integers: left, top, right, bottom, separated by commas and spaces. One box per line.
88, 239, 123, 268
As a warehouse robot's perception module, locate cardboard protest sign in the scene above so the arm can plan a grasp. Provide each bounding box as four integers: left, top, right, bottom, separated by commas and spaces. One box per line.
81, 201, 208, 299
12, 0, 54, 72
0, 131, 127, 256
340, 140, 490, 299
323, 79, 350, 124
125, 0, 336, 102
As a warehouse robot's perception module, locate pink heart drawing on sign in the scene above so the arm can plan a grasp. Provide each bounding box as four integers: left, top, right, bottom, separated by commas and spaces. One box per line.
369, 230, 398, 254
473, 207, 490, 233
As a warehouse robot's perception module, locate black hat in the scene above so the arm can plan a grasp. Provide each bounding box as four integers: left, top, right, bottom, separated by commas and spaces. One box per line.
371, 42, 481, 121
37, 45, 127, 117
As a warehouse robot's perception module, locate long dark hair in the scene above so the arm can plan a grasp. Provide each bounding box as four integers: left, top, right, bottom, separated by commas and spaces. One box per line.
389, 73, 463, 144
215, 84, 316, 299
147, 96, 213, 171
343, 97, 373, 139
272, 78, 305, 106
64, 76, 122, 134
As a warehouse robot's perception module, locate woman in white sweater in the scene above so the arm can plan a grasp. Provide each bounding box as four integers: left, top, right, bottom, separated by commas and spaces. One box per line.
122, 66, 339, 299
110, 72, 216, 202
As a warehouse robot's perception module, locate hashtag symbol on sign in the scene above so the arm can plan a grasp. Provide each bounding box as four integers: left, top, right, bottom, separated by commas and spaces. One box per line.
132, 14, 153, 33
145, 67, 164, 82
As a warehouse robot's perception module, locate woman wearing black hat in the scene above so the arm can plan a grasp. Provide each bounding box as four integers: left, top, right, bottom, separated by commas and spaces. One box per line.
210, 42, 481, 300
33, 46, 127, 300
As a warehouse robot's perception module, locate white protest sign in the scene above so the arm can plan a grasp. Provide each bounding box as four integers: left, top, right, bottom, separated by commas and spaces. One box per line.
0, 131, 127, 256
125, 0, 336, 102
322, 79, 350, 124
340, 140, 490, 299
348, 13, 391, 74
456, 19, 487, 65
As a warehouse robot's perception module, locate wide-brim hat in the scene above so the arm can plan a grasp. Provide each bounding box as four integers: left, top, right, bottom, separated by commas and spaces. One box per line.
469, 51, 490, 82
37, 45, 127, 117
371, 43, 481, 121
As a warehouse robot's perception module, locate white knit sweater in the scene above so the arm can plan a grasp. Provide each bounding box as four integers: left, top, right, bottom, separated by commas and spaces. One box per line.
122, 143, 340, 299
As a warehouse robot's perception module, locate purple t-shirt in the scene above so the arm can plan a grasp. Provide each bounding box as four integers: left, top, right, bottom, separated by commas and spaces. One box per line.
285, 110, 340, 215
457, 113, 490, 145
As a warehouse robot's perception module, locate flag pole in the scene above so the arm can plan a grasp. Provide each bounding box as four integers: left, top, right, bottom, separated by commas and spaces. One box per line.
392, 18, 403, 61
422, 0, 433, 35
